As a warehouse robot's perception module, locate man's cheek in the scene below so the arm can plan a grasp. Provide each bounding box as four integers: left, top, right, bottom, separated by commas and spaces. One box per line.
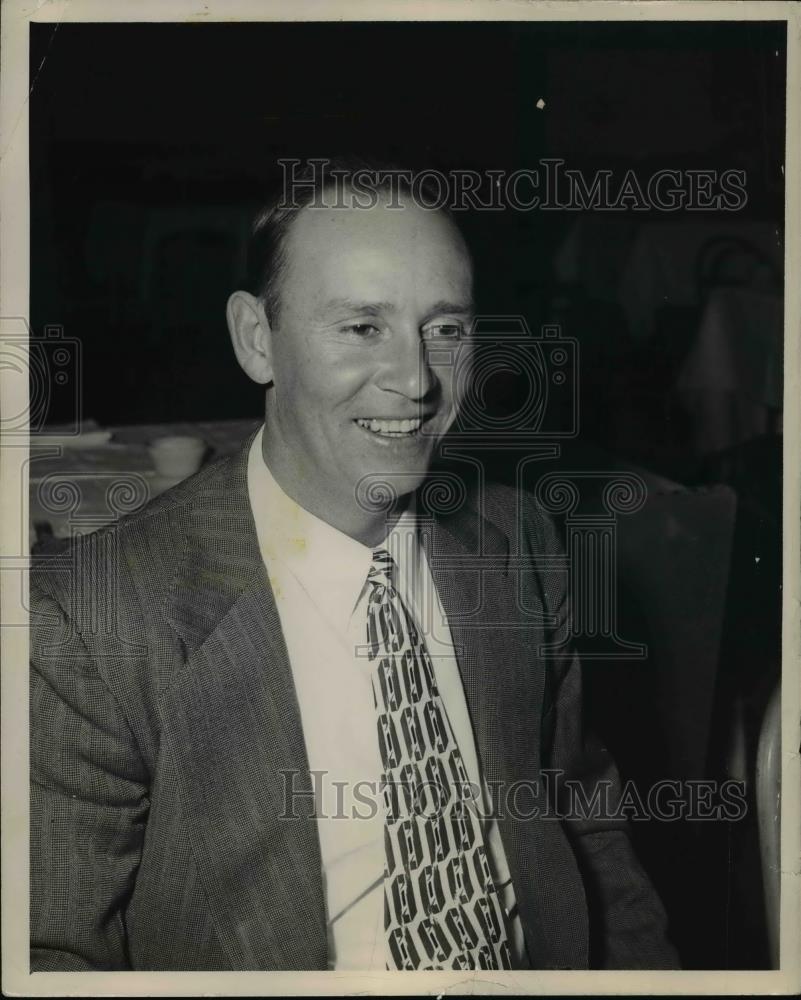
449, 369, 470, 422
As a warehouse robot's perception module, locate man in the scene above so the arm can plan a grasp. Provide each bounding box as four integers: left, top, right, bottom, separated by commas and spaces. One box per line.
30, 160, 679, 971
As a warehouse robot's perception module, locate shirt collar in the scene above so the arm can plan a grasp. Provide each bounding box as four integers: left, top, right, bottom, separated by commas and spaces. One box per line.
247, 426, 419, 630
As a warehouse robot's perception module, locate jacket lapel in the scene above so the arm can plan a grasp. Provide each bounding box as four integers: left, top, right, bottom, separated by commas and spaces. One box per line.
162, 440, 327, 970
427, 501, 589, 969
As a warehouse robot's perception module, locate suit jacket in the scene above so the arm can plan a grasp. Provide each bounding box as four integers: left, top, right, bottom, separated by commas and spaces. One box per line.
30, 436, 679, 971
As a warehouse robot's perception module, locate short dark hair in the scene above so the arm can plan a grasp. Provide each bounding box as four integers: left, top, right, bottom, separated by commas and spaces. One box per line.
245, 155, 466, 326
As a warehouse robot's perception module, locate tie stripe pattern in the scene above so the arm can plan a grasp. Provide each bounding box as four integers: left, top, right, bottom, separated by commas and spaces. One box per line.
366, 548, 512, 971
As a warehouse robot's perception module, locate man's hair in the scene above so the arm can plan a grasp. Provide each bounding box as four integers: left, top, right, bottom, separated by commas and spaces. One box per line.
245, 155, 466, 326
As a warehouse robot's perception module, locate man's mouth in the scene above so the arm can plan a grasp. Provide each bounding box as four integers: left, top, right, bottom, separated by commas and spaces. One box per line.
355, 417, 425, 438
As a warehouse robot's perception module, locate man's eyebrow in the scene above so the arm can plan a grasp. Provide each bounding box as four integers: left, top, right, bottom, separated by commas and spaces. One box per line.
316, 297, 475, 319
422, 300, 475, 319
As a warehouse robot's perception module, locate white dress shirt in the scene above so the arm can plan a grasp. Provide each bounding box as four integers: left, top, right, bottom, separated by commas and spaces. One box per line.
247, 428, 526, 969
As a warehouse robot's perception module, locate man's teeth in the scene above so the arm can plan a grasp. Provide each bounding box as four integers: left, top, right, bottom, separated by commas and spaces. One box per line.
356, 417, 422, 435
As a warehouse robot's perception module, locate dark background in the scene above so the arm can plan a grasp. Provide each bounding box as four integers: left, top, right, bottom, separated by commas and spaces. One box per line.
30, 19, 786, 971
30, 20, 785, 430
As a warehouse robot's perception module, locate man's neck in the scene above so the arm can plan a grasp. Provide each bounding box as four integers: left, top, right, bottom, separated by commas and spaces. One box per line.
259, 432, 411, 548
320, 502, 409, 549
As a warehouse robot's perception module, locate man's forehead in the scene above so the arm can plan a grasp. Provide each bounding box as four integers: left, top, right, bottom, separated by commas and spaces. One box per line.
286, 194, 470, 259
275, 198, 473, 320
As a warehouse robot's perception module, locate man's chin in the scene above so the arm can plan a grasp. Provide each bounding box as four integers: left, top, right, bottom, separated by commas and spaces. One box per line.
352, 463, 432, 517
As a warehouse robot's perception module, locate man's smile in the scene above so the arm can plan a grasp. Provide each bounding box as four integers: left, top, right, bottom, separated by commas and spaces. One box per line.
354, 416, 428, 439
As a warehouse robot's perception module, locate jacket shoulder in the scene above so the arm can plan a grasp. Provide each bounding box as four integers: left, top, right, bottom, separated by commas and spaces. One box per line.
30, 451, 231, 611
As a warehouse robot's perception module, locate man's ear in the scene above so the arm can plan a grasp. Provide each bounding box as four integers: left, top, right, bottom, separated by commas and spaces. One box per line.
226, 290, 274, 385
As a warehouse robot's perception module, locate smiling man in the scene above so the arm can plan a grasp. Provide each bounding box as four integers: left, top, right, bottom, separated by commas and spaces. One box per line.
30, 158, 679, 972
227, 176, 473, 545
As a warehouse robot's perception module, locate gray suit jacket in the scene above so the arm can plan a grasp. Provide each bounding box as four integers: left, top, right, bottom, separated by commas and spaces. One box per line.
30, 437, 679, 970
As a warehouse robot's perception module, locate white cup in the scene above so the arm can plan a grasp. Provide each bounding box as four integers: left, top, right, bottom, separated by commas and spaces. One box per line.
148, 435, 207, 478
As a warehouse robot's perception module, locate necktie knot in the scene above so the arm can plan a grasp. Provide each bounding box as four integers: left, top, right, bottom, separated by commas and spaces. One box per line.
368, 547, 397, 593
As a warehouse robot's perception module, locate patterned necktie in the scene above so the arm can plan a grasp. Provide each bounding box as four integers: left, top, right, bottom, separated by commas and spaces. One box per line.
365, 547, 512, 971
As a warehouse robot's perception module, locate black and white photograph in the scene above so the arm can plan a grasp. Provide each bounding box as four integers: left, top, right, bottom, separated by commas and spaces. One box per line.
1, 0, 799, 994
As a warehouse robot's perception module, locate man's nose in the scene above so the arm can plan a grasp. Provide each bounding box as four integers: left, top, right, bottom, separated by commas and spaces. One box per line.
378, 327, 438, 401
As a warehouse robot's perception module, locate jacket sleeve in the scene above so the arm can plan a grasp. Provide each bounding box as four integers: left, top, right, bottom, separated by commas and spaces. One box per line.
529, 504, 681, 970
30, 583, 150, 971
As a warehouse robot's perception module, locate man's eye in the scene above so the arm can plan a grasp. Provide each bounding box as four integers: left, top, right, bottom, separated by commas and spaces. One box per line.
423, 324, 462, 340
341, 323, 380, 337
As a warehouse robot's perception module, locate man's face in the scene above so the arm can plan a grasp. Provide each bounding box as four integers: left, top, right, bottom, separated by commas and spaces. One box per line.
262, 194, 473, 534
